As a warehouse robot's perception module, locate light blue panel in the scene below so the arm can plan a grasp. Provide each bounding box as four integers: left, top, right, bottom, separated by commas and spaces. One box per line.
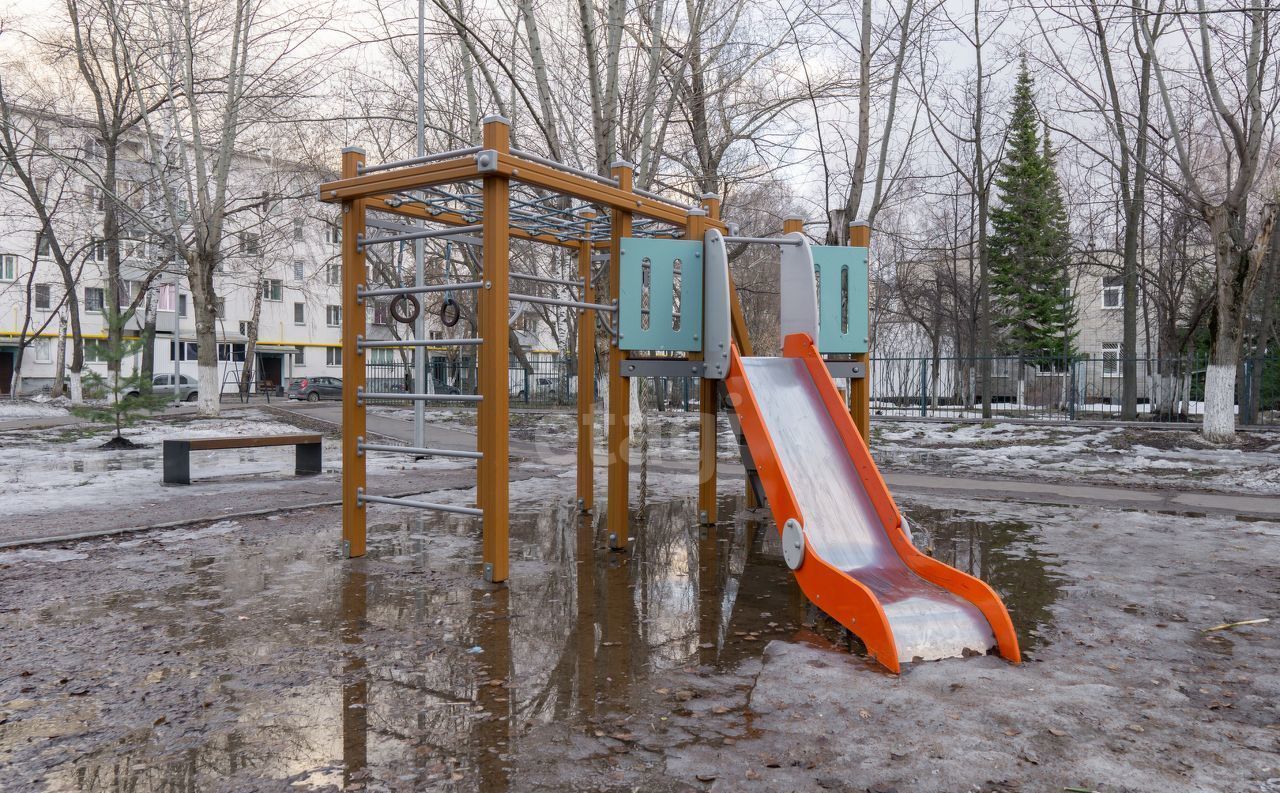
811, 245, 868, 354
618, 237, 703, 351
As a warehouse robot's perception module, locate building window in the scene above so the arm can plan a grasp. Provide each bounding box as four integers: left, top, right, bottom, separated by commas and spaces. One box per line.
85, 286, 105, 312
293, 302, 305, 325
326, 305, 341, 327
239, 321, 253, 337
293, 218, 305, 241
1102, 276, 1122, 310
429, 330, 443, 340
214, 297, 225, 317
369, 348, 396, 364
158, 284, 175, 312
1101, 342, 1120, 377
262, 278, 283, 301
84, 339, 109, 363
372, 301, 388, 326
292, 261, 304, 281
90, 238, 106, 262
326, 262, 341, 285
170, 341, 198, 361
240, 232, 260, 256
36, 234, 51, 258
35, 283, 51, 310
33, 338, 52, 363
293, 346, 305, 365
178, 293, 189, 317
326, 346, 341, 366
218, 342, 247, 361
85, 184, 105, 211
324, 225, 341, 246
0, 254, 15, 280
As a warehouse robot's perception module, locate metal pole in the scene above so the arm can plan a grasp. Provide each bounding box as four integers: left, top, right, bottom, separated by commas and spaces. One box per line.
173, 239, 181, 405
920, 357, 928, 417
413, 0, 428, 446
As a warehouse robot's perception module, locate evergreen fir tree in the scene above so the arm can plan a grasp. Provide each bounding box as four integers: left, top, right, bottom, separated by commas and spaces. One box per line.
987, 57, 1077, 367
72, 305, 170, 448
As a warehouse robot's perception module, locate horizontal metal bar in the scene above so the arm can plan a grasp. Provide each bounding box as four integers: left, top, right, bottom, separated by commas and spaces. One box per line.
633, 187, 694, 211
358, 491, 483, 517
357, 146, 483, 175
622, 358, 705, 378
824, 361, 867, 379
510, 148, 620, 188
365, 216, 484, 247
359, 441, 483, 460
357, 388, 483, 403
510, 272, 584, 288
358, 337, 482, 349
357, 224, 483, 249
509, 293, 616, 312
723, 235, 803, 247
358, 281, 484, 300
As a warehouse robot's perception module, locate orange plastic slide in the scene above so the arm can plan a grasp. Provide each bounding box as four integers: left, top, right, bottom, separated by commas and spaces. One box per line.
724, 333, 1020, 673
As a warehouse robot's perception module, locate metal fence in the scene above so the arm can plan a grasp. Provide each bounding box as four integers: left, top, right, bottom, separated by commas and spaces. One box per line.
366, 353, 1280, 424
869, 354, 1280, 425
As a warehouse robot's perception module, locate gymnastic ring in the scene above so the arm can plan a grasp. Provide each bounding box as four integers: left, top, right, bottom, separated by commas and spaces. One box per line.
388, 293, 420, 324
439, 297, 460, 327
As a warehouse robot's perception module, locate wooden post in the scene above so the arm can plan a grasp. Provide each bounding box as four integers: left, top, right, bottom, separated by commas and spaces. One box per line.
341, 147, 367, 559
849, 220, 871, 444
607, 161, 634, 550
688, 207, 717, 525
576, 211, 597, 512
479, 116, 512, 582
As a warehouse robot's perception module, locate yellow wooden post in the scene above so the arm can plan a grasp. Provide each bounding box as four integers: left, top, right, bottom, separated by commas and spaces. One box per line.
607, 161, 634, 550
479, 116, 512, 582
341, 147, 367, 558
849, 220, 871, 443
576, 211, 597, 512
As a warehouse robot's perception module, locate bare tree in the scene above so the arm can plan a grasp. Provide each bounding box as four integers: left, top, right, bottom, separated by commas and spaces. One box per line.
915, 0, 1009, 417
1140, 1, 1279, 440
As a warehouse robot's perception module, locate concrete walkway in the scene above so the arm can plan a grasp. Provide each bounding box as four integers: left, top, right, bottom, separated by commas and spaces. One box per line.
272, 401, 1280, 521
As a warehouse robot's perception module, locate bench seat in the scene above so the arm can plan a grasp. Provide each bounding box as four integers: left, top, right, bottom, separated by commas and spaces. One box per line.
163, 434, 323, 484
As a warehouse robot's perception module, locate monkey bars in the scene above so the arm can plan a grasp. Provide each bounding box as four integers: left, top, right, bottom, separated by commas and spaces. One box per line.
320, 115, 869, 583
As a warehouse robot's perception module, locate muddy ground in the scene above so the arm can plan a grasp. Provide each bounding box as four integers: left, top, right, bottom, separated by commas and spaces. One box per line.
1, 473, 1277, 792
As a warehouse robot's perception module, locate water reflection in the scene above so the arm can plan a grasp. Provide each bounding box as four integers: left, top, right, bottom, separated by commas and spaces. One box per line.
13, 491, 1064, 791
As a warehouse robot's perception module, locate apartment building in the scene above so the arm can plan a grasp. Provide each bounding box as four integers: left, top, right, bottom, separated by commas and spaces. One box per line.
0, 109, 561, 396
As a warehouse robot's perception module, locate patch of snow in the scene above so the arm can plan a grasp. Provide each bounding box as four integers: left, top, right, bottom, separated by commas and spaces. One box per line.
0, 400, 70, 419
0, 547, 89, 563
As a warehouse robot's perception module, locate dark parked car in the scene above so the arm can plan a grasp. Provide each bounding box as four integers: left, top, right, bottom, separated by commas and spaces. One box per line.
288, 376, 343, 401
126, 373, 198, 401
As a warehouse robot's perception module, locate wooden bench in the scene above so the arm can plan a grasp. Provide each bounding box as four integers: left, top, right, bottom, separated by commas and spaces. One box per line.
163, 434, 323, 485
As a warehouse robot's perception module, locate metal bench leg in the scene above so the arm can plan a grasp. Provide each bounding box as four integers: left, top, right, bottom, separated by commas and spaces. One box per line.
296, 442, 323, 476
163, 440, 191, 485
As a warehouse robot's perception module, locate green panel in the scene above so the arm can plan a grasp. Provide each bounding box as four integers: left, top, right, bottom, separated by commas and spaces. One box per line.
618, 238, 703, 352
811, 245, 868, 354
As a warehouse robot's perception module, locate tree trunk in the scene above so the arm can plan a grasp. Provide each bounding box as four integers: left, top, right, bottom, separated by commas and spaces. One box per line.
53, 309, 68, 397
240, 279, 264, 397
141, 289, 158, 386
190, 252, 221, 415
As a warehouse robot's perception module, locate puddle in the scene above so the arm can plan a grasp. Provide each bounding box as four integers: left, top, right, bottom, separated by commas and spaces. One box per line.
902, 503, 1067, 652
1, 493, 1063, 791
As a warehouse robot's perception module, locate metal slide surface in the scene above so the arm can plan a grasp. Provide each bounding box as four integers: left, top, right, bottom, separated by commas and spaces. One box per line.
726, 337, 1020, 671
